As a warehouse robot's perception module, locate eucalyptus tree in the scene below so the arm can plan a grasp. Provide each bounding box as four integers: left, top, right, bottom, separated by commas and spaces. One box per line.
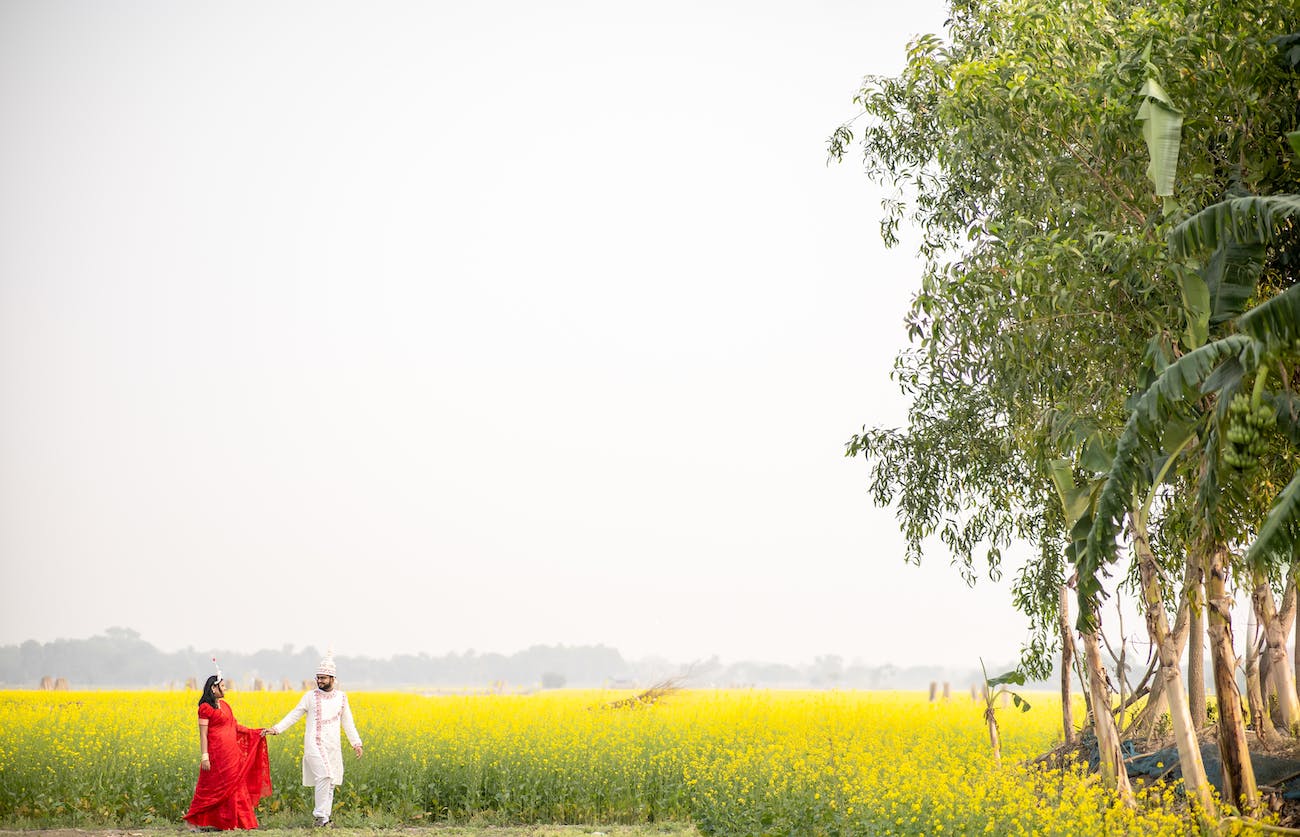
834, 0, 1298, 806
1092, 43, 1300, 803
1084, 193, 1300, 810
834, 0, 1176, 801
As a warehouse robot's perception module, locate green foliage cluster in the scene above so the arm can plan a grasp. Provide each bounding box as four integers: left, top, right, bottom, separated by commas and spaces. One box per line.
836, 0, 1300, 670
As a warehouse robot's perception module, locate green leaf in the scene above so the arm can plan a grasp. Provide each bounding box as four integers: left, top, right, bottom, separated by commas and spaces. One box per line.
1048, 460, 1093, 529
1288, 131, 1300, 164
1268, 391, 1300, 447
988, 670, 1026, 687
1169, 195, 1300, 257
1070, 511, 1094, 545
1081, 434, 1115, 474
1081, 335, 1252, 622
1236, 283, 1300, 350
1159, 419, 1196, 458
1246, 468, 1300, 572
1048, 458, 1075, 504
1136, 78, 1183, 197
1273, 34, 1300, 70
1012, 693, 1031, 712
1201, 356, 1245, 397
1201, 242, 1265, 326
1180, 271, 1210, 349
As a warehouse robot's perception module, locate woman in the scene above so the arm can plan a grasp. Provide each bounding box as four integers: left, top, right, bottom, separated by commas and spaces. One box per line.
183, 675, 273, 830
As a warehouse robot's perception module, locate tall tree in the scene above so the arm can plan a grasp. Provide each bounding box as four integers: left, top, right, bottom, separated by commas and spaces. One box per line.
835, 0, 1299, 807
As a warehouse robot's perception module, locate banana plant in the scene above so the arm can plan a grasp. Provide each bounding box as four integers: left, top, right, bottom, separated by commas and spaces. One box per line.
1082, 154, 1300, 811
978, 658, 1031, 768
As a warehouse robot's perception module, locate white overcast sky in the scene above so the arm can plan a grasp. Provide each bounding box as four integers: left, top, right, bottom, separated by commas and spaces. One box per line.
0, 0, 1063, 668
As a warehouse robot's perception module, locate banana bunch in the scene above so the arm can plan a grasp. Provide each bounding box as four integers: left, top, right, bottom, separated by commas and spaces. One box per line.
1223, 392, 1276, 472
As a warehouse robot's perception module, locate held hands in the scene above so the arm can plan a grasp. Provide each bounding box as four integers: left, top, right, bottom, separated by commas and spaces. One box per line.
200, 754, 211, 771
353, 744, 363, 759
260, 728, 278, 737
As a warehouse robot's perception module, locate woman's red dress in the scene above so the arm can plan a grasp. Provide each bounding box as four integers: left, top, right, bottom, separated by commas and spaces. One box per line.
183, 699, 272, 830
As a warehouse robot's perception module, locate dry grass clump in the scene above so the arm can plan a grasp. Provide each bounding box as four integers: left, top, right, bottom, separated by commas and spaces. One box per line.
597, 675, 688, 710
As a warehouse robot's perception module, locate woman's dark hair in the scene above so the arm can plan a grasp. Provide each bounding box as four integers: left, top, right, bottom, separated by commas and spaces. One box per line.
199, 675, 221, 709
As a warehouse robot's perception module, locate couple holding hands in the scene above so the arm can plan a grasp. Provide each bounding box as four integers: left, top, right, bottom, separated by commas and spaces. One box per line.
184, 653, 363, 831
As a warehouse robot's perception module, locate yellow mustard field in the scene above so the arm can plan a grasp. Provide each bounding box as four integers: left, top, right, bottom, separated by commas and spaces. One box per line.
0, 689, 1218, 834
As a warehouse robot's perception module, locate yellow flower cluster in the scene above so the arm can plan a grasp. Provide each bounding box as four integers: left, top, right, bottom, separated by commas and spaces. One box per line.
0, 689, 1204, 833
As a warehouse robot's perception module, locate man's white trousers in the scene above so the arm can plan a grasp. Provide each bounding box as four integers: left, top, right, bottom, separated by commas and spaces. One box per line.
313, 776, 335, 820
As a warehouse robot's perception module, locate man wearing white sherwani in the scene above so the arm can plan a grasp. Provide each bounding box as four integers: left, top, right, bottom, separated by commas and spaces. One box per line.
267, 653, 363, 827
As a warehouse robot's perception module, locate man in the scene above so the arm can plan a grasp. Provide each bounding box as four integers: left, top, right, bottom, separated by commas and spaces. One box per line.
267, 652, 363, 827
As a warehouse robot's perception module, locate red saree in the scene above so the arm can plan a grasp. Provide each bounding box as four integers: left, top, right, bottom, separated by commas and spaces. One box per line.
184, 699, 272, 830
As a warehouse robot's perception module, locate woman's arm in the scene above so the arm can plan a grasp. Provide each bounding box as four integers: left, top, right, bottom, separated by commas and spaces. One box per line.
198, 719, 211, 771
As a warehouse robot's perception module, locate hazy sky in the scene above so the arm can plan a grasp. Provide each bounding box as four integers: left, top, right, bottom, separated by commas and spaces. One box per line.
0, 0, 1060, 668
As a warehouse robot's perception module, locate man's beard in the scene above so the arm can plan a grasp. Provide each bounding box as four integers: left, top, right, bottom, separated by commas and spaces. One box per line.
318, 681, 333, 691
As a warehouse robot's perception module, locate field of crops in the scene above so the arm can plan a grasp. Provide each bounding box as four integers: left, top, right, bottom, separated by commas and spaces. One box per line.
0, 688, 1220, 834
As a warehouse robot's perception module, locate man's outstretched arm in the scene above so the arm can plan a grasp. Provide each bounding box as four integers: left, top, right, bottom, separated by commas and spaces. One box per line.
271, 692, 310, 734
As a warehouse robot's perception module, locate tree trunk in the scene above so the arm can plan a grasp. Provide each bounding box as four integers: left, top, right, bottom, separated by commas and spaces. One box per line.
1284, 569, 1300, 707
1263, 578, 1297, 728
1081, 626, 1134, 804
1184, 551, 1206, 732
1131, 552, 1197, 741
1189, 596, 1206, 731
1260, 621, 1274, 704
1253, 569, 1300, 734
1075, 650, 1093, 726
1113, 625, 1129, 729
1289, 592, 1300, 717
985, 704, 1002, 767
1281, 571, 1298, 726
1246, 607, 1279, 746
1279, 569, 1289, 647
1283, 570, 1296, 637
1138, 677, 1169, 743
1204, 541, 1259, 813
1059, 583, 1076, 745
1134, 519, 1216, 814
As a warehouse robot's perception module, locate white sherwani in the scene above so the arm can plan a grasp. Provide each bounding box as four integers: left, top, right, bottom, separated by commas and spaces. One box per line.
272, 689, 362, 787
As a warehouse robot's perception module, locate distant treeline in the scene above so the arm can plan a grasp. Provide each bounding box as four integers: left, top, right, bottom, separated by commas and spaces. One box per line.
0, 627, 1001, 690
0, 628, 631, 688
